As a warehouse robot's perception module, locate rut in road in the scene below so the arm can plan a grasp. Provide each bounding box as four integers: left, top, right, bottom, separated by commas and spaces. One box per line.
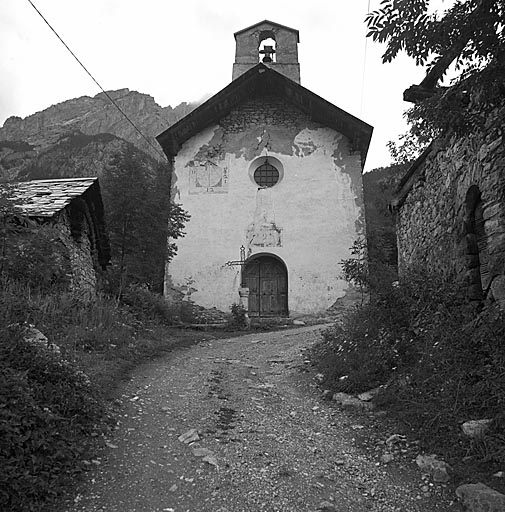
68, 325, 459, 512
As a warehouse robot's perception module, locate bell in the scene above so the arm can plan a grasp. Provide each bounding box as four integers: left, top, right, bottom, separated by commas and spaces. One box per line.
259, 45, 275, 63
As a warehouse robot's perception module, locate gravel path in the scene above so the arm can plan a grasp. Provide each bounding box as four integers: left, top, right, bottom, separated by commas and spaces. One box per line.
67, 325, 461, 512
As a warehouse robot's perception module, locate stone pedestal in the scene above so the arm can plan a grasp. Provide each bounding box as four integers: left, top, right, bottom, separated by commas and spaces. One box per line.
238, 287, 251, 328
238, 287, 250, 310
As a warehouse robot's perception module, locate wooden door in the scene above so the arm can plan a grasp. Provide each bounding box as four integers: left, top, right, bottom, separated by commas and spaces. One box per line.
242, 256, 288, 317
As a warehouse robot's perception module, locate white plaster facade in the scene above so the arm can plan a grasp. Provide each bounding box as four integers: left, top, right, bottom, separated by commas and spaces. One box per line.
166, 108, 365, 314
158, 21, 371, 316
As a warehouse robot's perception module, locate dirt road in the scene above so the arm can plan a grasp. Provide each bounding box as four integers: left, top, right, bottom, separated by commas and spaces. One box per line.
67, 325, 460, 512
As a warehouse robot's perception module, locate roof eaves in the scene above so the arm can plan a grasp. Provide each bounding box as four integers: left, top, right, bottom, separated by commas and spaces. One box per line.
234, 20, 300, 42
156, 64, 373, 164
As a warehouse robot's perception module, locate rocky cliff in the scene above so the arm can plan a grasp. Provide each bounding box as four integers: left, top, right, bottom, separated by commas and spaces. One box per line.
0, 89, 196, 167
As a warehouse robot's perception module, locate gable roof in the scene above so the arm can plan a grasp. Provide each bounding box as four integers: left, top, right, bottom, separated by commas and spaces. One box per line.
390, 143, 435, 210
5, 177, 99, 217
2, 177, 110, 267
156, 63, 373, 164
234, 20, 300, 41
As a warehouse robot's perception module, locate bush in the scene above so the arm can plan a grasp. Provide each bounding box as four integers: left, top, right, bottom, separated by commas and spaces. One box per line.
310, 267, 505, 462
120, 283, 175, 324
0, 277, 137, 354
0, 270, 188, 510
229, 303, 248, 329
0, 223, 72, 292
314, 269, 458, 392
0, 326, 106, 511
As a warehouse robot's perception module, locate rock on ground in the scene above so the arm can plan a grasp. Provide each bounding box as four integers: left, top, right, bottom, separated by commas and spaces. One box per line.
456, 482, 505, 512
65, 325, 460, 512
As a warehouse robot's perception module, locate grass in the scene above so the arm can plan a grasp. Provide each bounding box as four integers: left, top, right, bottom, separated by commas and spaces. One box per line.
309, 268, 505, 485
0, 276, 223, 511
0, 273, 285, 511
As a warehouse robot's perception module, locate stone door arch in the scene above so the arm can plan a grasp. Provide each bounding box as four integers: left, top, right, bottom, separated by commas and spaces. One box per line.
465, 185, 490, 299
242, 254, 288, 317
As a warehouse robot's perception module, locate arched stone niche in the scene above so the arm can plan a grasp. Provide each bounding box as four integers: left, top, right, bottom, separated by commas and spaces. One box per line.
464, 185, 489, 300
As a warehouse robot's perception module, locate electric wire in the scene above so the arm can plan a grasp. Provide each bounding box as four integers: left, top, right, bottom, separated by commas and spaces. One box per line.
26, 0, 167, 161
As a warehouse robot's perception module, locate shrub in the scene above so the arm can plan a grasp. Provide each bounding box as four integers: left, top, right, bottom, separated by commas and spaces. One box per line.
0, 277, 137, 354
314, 268, 456, 392
229, 303, 248, 329
0, 222, 71, 292
311, 266, 505, 462
0, 326, 106, 511
120, 283, 175, 324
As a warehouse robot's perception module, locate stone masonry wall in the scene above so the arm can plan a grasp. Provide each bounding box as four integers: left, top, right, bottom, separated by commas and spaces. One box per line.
220, 95, 309, 134
397, 104, 505, 299
57, 209, 97, 296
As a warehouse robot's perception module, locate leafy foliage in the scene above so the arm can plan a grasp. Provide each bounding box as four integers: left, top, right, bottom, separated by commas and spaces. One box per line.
366, 0, 505, 71
340, 239, 369, 305
362, 165, 405, 266
366, 0, 505, 143
229, 303, 249, 329
0, 326, 105, 511
120, 283, 176, 324
0, 269, 197, 511
311, 266, 505, 463
100, 146, 189, 295
0, 221, 71, 290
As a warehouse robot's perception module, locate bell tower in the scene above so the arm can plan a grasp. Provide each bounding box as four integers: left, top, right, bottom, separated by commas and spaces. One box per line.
232, 20, 300, 84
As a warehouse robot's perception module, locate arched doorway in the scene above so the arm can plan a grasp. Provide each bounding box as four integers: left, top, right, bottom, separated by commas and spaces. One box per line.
242, 254, 288, 317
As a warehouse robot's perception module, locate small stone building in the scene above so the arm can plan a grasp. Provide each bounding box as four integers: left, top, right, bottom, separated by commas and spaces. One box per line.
157, 20, 373, 317
4, 177, 110, 294
391, 58, 505, 302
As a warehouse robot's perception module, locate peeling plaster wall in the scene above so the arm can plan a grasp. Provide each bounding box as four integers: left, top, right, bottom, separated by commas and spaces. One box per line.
166, 95, 365, 314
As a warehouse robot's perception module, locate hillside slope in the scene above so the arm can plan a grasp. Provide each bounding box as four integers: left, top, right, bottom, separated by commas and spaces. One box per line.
0, 89, 196, 162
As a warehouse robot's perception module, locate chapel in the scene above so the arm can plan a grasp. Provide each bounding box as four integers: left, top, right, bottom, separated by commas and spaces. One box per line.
157, 20, 373, 317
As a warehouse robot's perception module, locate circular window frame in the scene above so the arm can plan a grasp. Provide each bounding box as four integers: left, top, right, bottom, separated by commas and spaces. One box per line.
248, 156, 284, 188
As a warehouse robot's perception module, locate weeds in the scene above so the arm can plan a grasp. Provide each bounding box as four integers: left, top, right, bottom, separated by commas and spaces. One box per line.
229, 303, 249, 330
0, 276, 188, 511
311, 266, 505, 464
0, 325, 107, 512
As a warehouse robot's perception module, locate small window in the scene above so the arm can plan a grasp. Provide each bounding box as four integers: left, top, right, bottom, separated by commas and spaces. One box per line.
254, 161, 279, 187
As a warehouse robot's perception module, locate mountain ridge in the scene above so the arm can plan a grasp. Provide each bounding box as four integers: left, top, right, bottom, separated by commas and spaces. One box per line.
0, 88, 197, 162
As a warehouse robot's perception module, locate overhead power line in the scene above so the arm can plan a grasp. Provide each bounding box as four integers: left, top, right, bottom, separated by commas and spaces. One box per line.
26, 0, 166, 160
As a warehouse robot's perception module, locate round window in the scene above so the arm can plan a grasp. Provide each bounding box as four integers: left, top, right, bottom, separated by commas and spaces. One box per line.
253, 161, 280, 188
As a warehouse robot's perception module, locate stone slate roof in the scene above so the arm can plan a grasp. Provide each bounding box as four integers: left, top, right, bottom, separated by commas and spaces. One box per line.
2, 177, 111, 268
156, 63, 373, 164
5, 177, 99, 217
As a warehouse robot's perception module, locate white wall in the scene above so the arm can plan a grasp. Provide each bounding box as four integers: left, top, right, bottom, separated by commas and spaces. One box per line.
166, 100, 365, 315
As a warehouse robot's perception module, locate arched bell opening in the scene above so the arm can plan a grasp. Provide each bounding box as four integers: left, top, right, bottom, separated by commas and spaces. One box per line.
258, 31, 276, 63
242, 253, 288, 317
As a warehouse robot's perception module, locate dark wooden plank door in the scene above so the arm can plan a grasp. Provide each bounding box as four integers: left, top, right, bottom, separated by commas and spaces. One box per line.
242, 256, 288, 317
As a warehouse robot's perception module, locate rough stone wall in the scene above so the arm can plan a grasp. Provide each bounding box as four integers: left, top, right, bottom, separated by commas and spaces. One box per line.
233, 23, 300, 83
167, 94, 365, 315
396, 104, 505, 298
57, 209, 98, 296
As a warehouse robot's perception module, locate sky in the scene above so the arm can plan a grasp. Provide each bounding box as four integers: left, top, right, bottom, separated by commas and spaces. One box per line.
0, 0, 450, 172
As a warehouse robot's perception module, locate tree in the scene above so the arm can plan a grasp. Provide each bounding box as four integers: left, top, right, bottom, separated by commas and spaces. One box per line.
101, 147, 188, 296
366, 0, 505, 142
